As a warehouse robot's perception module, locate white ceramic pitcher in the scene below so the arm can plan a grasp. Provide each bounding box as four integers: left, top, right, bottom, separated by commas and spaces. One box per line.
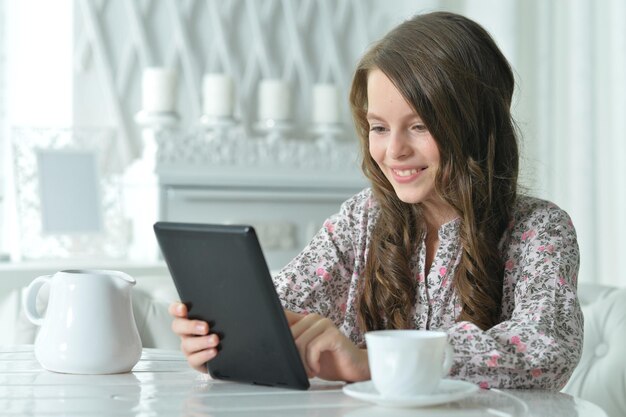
23, 269, 142, 374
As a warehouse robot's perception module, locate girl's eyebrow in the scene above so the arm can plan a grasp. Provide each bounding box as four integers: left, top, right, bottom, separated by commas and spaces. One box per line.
366, 111, 423, 122
365, 112, 384, 121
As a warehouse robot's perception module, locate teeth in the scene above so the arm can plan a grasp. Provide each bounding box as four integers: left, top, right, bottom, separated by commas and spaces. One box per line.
394, 168, 418, 177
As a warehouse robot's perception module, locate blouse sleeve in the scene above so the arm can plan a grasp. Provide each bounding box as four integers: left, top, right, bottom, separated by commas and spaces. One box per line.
272, 189, 372, 327
446, 202, 583, 390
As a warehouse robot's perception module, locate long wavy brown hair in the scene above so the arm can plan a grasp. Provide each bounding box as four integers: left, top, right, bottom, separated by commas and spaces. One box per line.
350, 12, 519, 331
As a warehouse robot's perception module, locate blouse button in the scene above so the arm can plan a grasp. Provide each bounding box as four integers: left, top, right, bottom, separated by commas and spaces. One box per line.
594, 343, 609, 358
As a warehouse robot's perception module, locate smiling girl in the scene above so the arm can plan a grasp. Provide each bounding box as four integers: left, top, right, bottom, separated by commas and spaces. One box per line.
170, 11, 583, 390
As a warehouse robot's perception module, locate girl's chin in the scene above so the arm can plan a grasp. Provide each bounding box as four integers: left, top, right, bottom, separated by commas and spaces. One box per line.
393, 191, 425, 204
392, 186, 438, 205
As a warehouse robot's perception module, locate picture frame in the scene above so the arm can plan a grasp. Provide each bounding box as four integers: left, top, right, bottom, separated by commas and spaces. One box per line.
11, 127, 130, 260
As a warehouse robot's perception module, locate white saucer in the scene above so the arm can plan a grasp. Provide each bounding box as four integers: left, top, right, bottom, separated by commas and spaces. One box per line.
342, 379, 479, 408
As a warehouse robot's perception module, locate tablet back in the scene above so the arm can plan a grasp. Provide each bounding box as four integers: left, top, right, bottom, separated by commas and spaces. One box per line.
153, 221, 309, 390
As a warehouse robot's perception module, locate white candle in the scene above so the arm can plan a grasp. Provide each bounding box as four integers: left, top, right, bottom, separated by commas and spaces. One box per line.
312, 83, 340, 124
258, 79, 291, 121
202, 73, 234, 117
141, 67, 177, 113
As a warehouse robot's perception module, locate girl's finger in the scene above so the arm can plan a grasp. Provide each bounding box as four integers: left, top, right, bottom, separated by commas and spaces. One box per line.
181, 334, 220, 355
297, 319, 335, 373
291, 316, 332, 377
168, 302, 187, 317
171, 318, 209, 336
292, 314, 333, 343
284, 309, 305, 325
187, 348, 217, 372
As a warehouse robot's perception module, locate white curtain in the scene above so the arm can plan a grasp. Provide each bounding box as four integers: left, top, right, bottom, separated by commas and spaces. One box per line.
0, 0, 6, 201
436, 0, 625, 286
448, 0, 625, 286
513, 0, 626, 286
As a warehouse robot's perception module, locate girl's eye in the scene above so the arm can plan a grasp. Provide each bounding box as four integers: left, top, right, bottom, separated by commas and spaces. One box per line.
412, 124, 427, 132
369, 126, 387, 133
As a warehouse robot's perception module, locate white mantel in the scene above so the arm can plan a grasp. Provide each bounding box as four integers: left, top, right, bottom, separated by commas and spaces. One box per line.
155, 128, 365, 188
154, 128, 366, 271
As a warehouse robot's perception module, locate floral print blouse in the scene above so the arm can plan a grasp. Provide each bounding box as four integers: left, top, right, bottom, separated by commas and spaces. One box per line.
273, 188, 583, 390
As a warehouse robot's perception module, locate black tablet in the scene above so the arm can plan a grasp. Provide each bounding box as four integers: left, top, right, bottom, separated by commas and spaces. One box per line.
153, 221, 310, 390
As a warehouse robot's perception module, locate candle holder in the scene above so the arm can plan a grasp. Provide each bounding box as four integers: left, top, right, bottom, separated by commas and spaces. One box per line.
199, 115, 239, 141
312, 122, 345, 146
135, 110, 180, 130
255, 118, 294, 144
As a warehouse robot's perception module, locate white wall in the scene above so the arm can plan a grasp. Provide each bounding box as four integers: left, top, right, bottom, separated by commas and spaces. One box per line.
0, 0, 6, 258
1, 0, 624, 285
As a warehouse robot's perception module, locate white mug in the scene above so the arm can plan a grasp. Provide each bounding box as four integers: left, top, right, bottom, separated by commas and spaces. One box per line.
365, 330, 453, 398
23, 269, 142, 374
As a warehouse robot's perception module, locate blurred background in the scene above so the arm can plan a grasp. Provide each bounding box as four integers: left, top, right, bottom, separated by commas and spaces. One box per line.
0, 0, 624, 287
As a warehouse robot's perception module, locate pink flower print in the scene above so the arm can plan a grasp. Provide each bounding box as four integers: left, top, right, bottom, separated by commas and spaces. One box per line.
316, 267, 331, 281
439, 267, 447, 276
504, 259, 514, 271
441, 278, 448, 288
558, 276, 566, 286
479, 381, 489, 389
510, 335, 528, 352
340, 302, 347, 313
462, 323, 474, 331
521, 229, 537, 241
486, 353, 500, 367
323, 220, 335, 234
537, 245, 545, 252
531, 368, 542, 378
546, 244, 555, 253
293, 284, 301, 291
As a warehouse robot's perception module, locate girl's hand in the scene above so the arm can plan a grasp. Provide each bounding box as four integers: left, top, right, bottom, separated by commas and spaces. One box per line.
285, 310, 370, 382
169, 302, 219, 374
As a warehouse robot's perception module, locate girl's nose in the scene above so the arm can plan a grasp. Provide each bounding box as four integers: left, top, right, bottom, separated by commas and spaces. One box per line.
387, 131, 411, 159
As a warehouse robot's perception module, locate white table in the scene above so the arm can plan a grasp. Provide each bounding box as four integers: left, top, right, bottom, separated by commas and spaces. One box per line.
0, 345, 607, 417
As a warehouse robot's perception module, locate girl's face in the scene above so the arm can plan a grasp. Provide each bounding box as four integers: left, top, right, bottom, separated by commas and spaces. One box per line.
367, 69, 446, 212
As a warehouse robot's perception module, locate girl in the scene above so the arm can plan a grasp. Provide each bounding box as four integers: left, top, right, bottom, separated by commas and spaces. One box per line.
170, 11, 582, 390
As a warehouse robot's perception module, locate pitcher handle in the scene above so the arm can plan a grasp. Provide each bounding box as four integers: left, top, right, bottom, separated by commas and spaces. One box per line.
23, 275, 52, 326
